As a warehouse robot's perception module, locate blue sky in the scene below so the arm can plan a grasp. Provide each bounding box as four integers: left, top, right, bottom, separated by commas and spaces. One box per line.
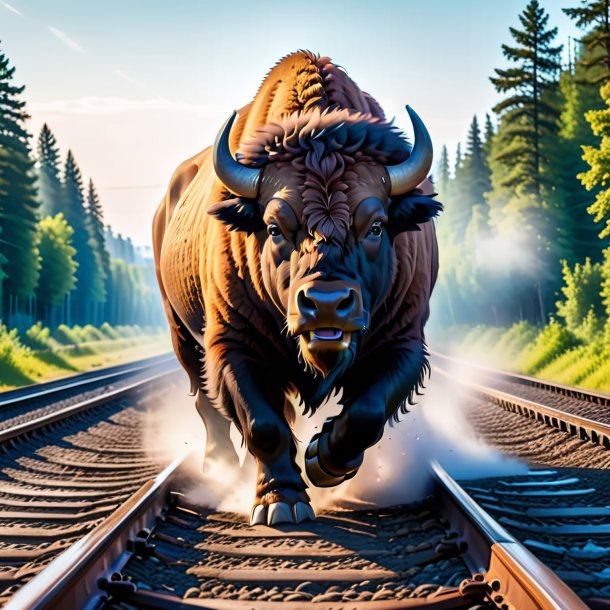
1, 0, 580, 245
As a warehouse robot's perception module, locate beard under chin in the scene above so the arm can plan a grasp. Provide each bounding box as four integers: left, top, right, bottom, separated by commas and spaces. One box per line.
298, 334, 356, 379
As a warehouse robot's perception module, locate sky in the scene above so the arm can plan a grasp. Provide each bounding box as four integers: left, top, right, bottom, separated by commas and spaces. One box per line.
1, 0, 581, 246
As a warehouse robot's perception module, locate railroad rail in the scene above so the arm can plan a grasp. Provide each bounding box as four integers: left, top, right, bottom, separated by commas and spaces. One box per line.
432, 352, 610, 408
4, 459, 591, 609
0, 353, 176, 432
0, 355, 182, 604
1, 350, 606, 608
431, 351, 610, 452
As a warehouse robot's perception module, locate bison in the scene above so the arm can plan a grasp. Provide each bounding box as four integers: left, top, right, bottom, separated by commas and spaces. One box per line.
153, 51, 440, 526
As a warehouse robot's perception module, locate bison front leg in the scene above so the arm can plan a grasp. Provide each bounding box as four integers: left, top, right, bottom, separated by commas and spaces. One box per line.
306, 344, 428, 486
222, 353, 315, 526
196, 391, 240, 470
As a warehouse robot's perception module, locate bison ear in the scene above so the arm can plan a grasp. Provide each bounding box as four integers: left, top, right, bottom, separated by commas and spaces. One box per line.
208, 197, 266, 235
388, 189, 442, 238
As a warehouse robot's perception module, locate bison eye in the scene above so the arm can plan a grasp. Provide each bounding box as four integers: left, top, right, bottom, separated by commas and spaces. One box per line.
267, 223, 282, 237
366, 220, 384, 238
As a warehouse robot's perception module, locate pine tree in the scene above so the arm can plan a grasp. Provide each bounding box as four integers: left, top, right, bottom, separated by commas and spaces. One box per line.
63, 150, 102, 324
436, 145, 450, 197
580, 81, 610, 240
462, 115, 491, 206
490, 0, 562, 195
483, 113, 495, 158
86, 179, 110, 304
602, 246, 610, 318
36, 124, 63, 217
547, 44, 607, 264
454, 142, 463, 178
564, 0, 610, 84
0, 43, 40, 315
36, 214, 77, 316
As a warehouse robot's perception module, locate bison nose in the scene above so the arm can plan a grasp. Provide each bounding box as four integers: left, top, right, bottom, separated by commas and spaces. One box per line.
296, 285, 358, 325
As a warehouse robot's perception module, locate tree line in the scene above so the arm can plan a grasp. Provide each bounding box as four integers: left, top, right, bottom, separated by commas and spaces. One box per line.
433, 0, 610, 344
0, 42, 164, 332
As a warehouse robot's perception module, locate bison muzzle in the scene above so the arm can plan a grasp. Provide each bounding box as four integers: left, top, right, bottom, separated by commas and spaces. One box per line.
153, 51, 440, 526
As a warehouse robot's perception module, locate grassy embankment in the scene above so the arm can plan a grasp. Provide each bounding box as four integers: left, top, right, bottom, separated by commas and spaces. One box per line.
0, 322, 170, 390
433, 320, 610, 393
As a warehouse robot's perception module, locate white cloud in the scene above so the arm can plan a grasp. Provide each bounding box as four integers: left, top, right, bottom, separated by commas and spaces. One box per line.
2, 2, 23, 16
115, 69, 143, 87
48, 26, 83, 52
30, 96, 224, 118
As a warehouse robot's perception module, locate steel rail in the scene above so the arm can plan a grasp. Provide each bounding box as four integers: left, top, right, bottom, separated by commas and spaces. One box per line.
0, 352, 175, 409
431, 460, 588, 610
433, 363, 610, 450
0, 366, 180, 445
431, 351, 610, 406
3, 453, 190, 610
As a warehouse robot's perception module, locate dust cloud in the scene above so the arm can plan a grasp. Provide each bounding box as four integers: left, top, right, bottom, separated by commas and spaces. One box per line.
145, 359, 527, 517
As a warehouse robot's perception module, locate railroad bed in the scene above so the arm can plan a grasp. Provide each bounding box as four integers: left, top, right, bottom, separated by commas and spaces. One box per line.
2, 352, 609, 608
102, 494, 485, 609
431, 352, 610, 468
459, 467, 610, 601
5, 458, 589, 610
0, 356, 183, 604
0, 354, 176, 433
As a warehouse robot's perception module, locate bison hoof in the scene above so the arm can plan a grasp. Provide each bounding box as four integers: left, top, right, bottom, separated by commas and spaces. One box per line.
305, 434, 358, 488
250, 501, 315, 526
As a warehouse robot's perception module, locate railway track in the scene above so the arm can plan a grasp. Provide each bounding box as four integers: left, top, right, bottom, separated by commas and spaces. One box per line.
430, 351, 610, 606
431, 351, 610, 455
3, 456, 590, 609
0, 354, 182, 605
1, 350, 608, 608
0, 353, 176, 433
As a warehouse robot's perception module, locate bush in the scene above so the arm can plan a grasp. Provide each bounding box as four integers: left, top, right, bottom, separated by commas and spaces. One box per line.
53, 324, 82, 345
576, 308, 604, 343
100, 322, 120, 339
23, 322, 51, 350
556, 258, 605, 336
537, 337, 605, 384
497, 321, 539, 362
0, 324, 29, 364
80, 325, 106, 342
115, 325, 141, 338
518, 320, 580, 374
581, 354, 610, 392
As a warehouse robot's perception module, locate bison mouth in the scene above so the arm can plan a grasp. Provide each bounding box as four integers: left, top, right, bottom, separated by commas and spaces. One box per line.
305, 328, 352, 348
309, 328, 344, 341
298, 328, 354, 378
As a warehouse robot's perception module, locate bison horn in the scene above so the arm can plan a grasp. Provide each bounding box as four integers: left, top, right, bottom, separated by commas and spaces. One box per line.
213, 111, 262, 198
385, 106, 433, 196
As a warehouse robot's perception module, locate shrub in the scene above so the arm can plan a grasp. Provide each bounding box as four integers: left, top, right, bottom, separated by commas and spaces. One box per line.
537, 338, 605, 385
23, 322, 51, 350
100, 322, 120, 339
556, 258, 605, 336
115, 325, 141, 338
80, 325, 106, 342
53, 324, 82, 345
581, 354, 610, 392
0, 324, 29, 363
518, 320, 580, 374
499, 321, 539, 360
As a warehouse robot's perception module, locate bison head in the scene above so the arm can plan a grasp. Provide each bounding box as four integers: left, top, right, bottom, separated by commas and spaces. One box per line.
208, 107, 440, 382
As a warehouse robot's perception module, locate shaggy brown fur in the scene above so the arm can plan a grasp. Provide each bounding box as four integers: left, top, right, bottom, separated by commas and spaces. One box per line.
153, 51, 439, 518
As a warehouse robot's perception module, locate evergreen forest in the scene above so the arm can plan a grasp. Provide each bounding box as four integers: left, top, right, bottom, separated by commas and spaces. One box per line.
0, 43, 164, 337
2, 0, 610, 390
431, 0, 610, 391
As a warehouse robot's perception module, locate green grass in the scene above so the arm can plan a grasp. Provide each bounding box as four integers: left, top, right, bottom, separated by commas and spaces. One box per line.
0, 323, 171, 390
518, 320, 580, 375
434, 320, 610, 394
